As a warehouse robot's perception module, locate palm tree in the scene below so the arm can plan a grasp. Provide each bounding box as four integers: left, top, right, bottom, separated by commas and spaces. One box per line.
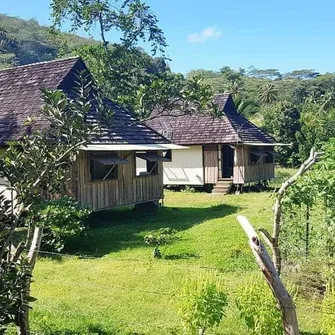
234, 97, 260, 118
234, 96, 264, 126
228, 80, 243, 97
258, 83, 278, 104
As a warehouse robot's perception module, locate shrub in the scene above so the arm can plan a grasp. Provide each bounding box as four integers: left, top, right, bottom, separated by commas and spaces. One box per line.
322, 278, 335, 335
144, 228, 178, 258
235, 274, 283, 335
30, 196, 91, 252
178, 271, 228, 335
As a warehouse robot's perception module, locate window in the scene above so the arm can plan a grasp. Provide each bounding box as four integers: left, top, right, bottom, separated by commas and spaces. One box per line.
265, 150, 276, 163
249, 149, 267, 165
89, 153, 129, 181
249, 152, 259, 165
162, 150, 172, 161
135, 151, 170, 176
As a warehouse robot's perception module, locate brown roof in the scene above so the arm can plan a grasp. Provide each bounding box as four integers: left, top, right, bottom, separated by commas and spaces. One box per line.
145, 94, 277, 145
0, 57, 169, 146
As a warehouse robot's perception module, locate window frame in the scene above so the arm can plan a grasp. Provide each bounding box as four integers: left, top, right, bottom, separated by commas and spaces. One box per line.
135, 151, 166, 177
88, 152, 127, 182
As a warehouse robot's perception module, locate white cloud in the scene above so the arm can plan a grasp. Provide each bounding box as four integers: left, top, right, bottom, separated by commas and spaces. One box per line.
187, 27, 222, 43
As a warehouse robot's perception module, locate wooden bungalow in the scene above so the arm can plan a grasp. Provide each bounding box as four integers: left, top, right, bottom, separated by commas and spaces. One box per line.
0, 57, 181, 210
146, 94, 280, 193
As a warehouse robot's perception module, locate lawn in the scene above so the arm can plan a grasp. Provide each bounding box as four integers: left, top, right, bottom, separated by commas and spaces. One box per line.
27, 184, 323, 334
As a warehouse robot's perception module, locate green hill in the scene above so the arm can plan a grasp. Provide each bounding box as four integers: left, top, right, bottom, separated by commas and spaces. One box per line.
0, 14, 96, 68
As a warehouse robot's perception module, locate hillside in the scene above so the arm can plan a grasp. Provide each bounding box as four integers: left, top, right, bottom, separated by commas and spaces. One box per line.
0, 14, 96, 68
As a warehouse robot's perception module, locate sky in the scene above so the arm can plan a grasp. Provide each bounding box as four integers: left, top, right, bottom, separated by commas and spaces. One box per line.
1, 0, 335, 75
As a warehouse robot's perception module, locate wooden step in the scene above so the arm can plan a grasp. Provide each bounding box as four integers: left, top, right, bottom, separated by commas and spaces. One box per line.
211, 180, 233, 195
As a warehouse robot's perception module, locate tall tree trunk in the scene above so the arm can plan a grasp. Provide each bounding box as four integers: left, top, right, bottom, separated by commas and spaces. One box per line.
237, 216, 300, 335
17, 226, 43, 335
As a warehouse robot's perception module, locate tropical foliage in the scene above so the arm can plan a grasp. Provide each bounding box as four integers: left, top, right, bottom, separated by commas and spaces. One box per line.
30, 197, 91, 252
235, 275, 284, 335
0, 73, 108, 333
178, 271, 228, 335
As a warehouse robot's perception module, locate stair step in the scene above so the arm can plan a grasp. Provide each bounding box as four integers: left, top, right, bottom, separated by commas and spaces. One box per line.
211, 181, 233, 195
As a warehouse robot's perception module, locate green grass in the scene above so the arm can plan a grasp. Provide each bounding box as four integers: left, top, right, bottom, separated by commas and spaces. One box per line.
27, 186, 323, 335
269, 166, 297, 188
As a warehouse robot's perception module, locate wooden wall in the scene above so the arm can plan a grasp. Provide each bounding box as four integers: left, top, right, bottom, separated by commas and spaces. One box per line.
75, 151, 164, 211
203, 144, 219, 184
233, 145, 275, 184
233, 145, 245, 184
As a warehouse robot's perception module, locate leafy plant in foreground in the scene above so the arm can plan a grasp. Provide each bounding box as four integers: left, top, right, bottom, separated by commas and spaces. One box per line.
235, 274, 283, 335
178, 271, 228, 335
0, 72, 108, 334
29, 197, 91, 252
322, 278, 335, 335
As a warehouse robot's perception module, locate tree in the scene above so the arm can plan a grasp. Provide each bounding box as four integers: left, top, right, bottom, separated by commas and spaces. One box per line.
0, 73, 110, 334
284, 69, 319, 80
51, 1, 214, 119
75, 43, 170, 111
248, 67, 282, 80
134, 74, 218, 120
280, 139, 335, 262
50, 0, 167, 56
263, 102, 301, 166
234, 96, 260, 118
297, 101, 335, 162
0, 27, 18, 68
257, 149, 320, 274
258, 83, 278, 104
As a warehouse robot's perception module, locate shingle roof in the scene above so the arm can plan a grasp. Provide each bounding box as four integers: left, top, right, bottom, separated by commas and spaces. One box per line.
146, 94, 277, 145
0, 57, 169, 146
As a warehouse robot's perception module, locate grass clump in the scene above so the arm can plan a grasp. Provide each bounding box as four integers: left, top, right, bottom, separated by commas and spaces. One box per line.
235, 274, 283, 335
322, 278, 335, 335
178, 271, 228, 335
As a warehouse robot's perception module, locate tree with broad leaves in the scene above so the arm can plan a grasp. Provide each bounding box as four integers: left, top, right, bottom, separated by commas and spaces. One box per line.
134, 74, 219, 121
50, 0, 167, 56
0, 72, 110, 335
50, 0, 216, 119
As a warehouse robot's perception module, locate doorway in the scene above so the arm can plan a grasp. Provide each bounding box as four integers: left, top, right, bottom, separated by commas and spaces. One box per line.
221, 145, 234, 178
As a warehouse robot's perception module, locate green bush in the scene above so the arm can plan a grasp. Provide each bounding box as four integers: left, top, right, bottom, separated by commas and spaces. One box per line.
30, 197, 91, 252
322, 278, 335, 335
144, 228, 178, 258
178, 271, 228, 335
235, 274, 283, 335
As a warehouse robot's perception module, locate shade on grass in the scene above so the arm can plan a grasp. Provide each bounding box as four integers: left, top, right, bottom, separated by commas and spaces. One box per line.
26, 190, 322, 335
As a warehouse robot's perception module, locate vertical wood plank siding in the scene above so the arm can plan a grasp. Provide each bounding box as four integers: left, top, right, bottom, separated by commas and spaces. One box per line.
203, 145, 219, 184
233, 145, 275, 184
76, 151, 163, 211
233, 145, 245, 184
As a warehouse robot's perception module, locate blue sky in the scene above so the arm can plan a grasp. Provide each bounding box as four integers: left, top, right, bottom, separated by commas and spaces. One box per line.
1, 0, 335, 74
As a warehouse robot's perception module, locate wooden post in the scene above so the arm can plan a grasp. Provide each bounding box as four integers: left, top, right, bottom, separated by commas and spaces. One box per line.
17, 226, 43, 335
237, 215, 300, 335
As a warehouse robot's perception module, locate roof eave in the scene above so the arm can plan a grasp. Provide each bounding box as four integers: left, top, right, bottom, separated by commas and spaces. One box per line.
239, 142, 290, 146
